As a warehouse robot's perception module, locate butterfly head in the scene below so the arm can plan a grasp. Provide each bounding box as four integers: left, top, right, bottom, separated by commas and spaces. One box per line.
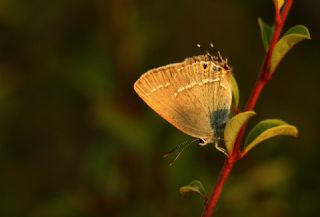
184, 53, 231, 78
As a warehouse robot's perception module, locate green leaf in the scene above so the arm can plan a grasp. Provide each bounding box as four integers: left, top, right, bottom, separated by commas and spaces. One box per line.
283, 25, 310, 36
224, 111, 256, 154
270, 25, 311, 72
273, 0, 285, 11
179, 180, 207, 199
258, 18, 274, 51
243, 119, 298, 156
230, 73, 240, 110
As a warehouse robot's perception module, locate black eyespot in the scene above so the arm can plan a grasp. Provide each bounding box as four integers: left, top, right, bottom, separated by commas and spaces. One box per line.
203, 64, 207, 69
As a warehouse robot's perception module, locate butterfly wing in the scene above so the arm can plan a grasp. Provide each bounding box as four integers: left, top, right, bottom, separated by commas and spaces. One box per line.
134, 56, 232, 142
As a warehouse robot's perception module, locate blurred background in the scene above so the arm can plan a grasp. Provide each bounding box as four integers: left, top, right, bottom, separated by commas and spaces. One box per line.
0, 0, 319, 217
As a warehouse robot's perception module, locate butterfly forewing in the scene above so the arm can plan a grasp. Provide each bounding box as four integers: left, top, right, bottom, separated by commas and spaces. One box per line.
134, 55, 232, 142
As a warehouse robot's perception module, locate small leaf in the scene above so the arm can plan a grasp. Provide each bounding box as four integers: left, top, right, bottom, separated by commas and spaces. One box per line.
273, 0, 285, 11
242, 119, 298, 156
224, 111, 256, 154
179, 180, 207, 200
283, 25, 310, 36
230, 73, 240, 110
270, 25, 311, 73
258, 18, 274, 51
245, 119, 287, 145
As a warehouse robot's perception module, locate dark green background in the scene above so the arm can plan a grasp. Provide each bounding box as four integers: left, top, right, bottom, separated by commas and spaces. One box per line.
0, 0, 319, 216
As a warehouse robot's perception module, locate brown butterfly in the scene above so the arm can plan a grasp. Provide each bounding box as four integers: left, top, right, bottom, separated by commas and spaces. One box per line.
134, 53, 232, 149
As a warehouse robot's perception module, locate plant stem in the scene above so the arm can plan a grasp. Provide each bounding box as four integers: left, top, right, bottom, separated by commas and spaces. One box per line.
201, 1, 293, 216
246, 0, 293, 111
201, 158, 234, 217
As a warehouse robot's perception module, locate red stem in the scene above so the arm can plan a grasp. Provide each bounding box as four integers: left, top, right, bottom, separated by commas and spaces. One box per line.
201, 158, 234, 217
202, 1, 293, 216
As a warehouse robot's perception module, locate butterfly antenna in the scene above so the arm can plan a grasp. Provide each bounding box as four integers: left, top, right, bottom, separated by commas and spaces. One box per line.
197, 44, 205, 53
209, 43, 224, 62
197, 44, 211, 57
169, 139, 199, 166
217, 51, 224, 62
162, 146, 177, 158
210, 43, 218, 54
163, 139, 200, 166
163, 139, 189, 159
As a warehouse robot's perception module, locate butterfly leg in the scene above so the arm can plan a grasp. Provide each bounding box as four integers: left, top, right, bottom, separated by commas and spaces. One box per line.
214, 139, 229, 156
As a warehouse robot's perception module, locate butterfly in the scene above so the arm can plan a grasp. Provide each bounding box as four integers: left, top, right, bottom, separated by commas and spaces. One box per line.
134, 53, 232, 150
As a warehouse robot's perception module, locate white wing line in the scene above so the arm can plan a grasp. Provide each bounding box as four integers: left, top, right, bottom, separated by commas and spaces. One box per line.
145, 82, 171, 96
174, 78, 220, 98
